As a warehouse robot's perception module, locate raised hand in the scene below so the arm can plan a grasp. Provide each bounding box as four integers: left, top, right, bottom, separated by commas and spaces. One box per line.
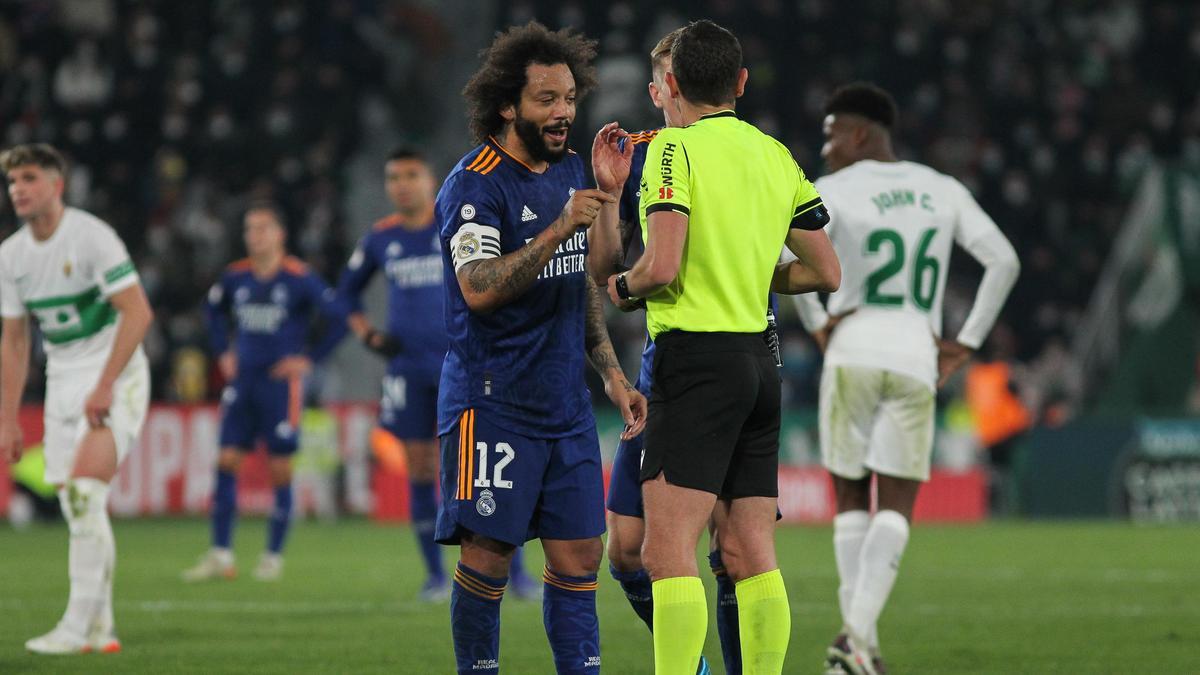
591, 122, 633, 195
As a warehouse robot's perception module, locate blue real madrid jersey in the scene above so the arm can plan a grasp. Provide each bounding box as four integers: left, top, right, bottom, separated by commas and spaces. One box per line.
205, 257, 345, 372
436, 139, 593, 439
618, 129, 661, 394
336, 214, 447, 370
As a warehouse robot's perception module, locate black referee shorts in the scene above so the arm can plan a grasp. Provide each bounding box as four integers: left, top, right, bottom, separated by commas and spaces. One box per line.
640, 330, 782, 498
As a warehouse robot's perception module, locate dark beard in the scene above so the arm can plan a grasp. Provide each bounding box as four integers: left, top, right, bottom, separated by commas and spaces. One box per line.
514, 115, 569, 164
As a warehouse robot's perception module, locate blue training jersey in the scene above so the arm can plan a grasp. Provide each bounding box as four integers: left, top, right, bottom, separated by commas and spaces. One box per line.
205, 256, 346, 372
336, 214, 447, 371
436, 139, 593, 438
621, 130, 660, 395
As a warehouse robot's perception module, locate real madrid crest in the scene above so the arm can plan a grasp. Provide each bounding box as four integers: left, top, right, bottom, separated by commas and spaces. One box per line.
63, 261, 72, 277
476, 489, 496, 516
456, 232, 479, 261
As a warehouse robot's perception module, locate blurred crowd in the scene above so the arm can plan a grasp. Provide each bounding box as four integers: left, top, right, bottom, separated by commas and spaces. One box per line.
3, 0, 1196, 423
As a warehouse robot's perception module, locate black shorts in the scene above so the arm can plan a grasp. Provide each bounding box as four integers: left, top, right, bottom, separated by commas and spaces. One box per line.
640, 331, 782, 498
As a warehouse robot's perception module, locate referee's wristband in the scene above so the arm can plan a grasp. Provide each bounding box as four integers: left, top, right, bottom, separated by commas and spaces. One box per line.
615, 273, 635, 300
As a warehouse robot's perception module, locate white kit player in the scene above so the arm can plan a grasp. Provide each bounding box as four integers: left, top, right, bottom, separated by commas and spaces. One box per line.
0, 144, 153, 655
788, 85, 1020, 675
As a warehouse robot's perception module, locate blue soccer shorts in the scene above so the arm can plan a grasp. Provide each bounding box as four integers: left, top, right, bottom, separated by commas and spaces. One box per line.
380, 361, 439, 441
435, 409, 606, 547
218, 372, 302, 456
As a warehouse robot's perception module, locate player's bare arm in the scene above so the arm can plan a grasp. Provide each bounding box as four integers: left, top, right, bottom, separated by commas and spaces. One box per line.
606, 209, 687, 304
584, 276, 646, 440
772, 228, 841, 295
84, 283, 153, 429
457, 188, 615, 314
812, 310, 856, 353
347, 311, 402, 357
587, 122, 632, 284
0, 315, 30, 462
936, 339, 975, 388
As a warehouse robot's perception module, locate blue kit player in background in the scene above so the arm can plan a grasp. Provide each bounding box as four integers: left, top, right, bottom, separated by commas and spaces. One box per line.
184, 203, 345, 583
336, 148, 537, 601
434, 22, 646, 675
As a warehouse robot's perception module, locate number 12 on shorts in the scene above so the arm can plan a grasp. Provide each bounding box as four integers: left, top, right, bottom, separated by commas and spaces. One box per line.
474, 442, 515, 489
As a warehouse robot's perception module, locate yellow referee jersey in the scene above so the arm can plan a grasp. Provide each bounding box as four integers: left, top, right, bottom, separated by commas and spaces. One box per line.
638, 110, 826, 339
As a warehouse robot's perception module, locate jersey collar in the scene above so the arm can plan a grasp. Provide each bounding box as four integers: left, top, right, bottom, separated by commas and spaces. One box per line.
487, 136, 538, 173
697, 110, 737, 121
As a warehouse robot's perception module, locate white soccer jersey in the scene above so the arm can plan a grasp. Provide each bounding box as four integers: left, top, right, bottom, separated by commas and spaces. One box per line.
0, 207, 141, 374
791, 160, 1019, 388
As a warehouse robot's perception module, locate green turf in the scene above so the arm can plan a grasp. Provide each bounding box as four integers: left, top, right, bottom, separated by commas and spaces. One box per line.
1, 519, 1197, 673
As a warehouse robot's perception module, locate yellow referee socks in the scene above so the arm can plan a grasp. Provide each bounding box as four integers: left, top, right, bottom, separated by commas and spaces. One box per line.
652, 576, 707, 675
735, 569, 791, 674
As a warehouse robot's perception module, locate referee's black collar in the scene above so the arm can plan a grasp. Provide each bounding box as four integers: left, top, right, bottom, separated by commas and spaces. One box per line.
697, 110, 737, 122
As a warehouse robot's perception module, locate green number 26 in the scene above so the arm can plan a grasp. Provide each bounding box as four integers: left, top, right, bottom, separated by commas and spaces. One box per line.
864, 228, 939, 311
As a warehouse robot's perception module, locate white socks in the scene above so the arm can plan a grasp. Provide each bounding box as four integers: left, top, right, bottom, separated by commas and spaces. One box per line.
57, 478, 114, 637
832, 510, 869, 626
846, 510, 910, 645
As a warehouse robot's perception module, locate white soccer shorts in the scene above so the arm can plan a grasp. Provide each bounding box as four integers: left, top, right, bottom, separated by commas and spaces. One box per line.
818, 364, 935, 482
43, 349, 150, 485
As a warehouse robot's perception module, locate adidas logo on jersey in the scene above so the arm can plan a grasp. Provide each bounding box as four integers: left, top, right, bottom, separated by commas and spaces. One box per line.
521, 205, 538, 222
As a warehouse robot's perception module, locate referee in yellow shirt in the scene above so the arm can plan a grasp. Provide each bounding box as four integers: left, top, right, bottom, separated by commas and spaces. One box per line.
604, 20, 841, 675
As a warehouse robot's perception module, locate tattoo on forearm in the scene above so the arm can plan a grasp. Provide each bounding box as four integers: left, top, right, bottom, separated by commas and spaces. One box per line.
614, 218, 636, 271
584, 280, 622, 376
462, 234, 556, 302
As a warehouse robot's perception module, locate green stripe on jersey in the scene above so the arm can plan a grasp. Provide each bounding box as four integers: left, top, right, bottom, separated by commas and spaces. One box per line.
104, 259, 136, 284
24, 286, 118, 345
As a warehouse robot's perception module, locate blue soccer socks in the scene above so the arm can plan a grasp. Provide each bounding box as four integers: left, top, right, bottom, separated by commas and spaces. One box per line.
451, 563, 506, 673
211, 469, 237, 549
543, 566, 601, 674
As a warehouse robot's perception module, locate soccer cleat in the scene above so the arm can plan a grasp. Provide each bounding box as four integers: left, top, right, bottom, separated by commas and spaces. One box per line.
509, 573, 542, 601
825, 632, 878, 675
418, 577, 451, 602
696, 655, 712, 674
181, 549, 237, 582
253, 553, 284, 581
83, 630, 122, 655
871, 654, 888, 675
25, 625, 90, 655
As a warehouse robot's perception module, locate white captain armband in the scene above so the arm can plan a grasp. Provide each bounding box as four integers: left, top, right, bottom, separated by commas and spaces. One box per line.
450, 223, 502, 271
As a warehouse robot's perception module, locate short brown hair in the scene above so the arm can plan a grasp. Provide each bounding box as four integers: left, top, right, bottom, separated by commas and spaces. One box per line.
462, 21, 598, 144
244, 200, 286, 227
650, 28, 683, 74
0, 143, 68, 175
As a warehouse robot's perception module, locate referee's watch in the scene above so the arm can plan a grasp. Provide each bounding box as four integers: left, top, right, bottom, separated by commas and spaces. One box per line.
615, 273, 635, 300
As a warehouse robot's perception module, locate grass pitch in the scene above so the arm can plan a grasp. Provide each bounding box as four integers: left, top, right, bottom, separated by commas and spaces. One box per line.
1, 518, 1197, 673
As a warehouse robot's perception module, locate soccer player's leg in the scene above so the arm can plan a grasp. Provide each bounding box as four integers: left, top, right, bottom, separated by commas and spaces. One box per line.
28, 357, 147, 655
534, 426, 607, 675
844, 372, 935, 675
819, 366, 884, 674
383, 368, 447, 599
184, 378, 253, 582
255, 374, 303, 581
706, 524, 740, 675
605, 427, 654, 630
435, 410, 547, 675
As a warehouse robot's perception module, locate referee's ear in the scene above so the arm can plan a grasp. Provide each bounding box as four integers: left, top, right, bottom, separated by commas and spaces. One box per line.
664, 71, 682, 101
734, 68, 748, 99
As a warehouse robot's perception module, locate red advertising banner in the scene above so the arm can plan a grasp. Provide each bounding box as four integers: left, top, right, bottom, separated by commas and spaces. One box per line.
3, 404, 986, 523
